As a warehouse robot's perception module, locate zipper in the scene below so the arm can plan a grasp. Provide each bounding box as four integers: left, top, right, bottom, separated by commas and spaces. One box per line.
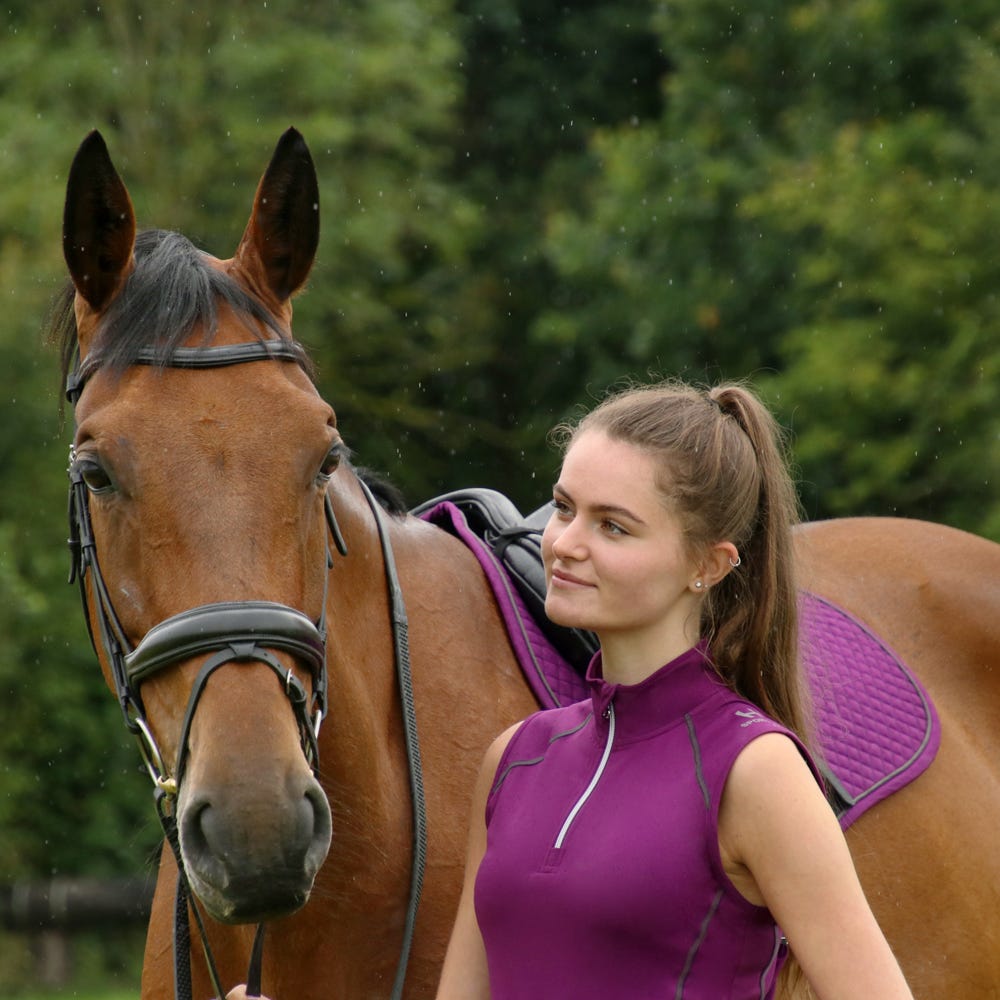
758, 930, 787, 999
553, 702, 616, 849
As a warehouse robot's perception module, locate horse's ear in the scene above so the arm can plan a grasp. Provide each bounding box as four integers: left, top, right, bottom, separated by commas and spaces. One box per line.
63, 130, 136, 312
235, 127, 319, 303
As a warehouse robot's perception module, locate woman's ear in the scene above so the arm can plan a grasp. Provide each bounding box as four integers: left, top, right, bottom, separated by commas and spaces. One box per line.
697, 541, 740, 589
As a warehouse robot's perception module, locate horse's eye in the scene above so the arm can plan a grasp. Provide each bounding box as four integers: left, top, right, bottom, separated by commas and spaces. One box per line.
79, 460, 114, 494
318, 445, 342, 480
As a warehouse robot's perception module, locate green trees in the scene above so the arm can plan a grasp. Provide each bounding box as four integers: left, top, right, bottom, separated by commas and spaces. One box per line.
0, 1, 997, 984
530, 0, 1000, 534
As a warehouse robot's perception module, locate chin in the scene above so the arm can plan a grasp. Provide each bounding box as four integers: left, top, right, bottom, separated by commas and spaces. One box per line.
544, 594, 589, 631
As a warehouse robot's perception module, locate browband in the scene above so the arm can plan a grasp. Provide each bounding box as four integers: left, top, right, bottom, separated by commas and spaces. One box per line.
66, 340, 309, 404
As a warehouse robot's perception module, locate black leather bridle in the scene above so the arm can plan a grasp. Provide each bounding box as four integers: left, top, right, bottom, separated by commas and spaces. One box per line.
66, 339, 337, 797
65, 338, 427, 999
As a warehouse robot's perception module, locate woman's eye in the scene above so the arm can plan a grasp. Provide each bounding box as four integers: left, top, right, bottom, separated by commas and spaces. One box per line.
603, 520, 626, 536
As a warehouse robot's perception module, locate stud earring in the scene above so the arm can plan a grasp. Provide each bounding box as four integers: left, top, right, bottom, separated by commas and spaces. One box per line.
694, 580, 704, 590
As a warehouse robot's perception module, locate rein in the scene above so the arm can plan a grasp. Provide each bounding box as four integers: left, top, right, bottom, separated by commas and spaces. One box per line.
66, 339, 425, 999
357, 479, 427, 1000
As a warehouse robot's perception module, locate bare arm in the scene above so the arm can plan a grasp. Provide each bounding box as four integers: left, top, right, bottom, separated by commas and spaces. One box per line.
719, 733, 914, 1000
435, 722, 522, 1000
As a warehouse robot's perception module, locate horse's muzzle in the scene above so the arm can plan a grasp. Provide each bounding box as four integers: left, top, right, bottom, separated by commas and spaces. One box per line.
178, 772, 332, 924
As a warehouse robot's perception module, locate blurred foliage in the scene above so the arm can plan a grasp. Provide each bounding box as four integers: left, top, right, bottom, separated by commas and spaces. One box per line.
532, 0, 999, 532
0, 0, 997, 987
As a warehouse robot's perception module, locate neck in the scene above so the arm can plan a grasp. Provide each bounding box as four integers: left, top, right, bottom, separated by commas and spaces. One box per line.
597, 621, 701, 686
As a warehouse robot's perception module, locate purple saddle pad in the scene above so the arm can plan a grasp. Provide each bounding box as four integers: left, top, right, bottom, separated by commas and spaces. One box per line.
800, 592, 940, 829
421, 501, 940, 829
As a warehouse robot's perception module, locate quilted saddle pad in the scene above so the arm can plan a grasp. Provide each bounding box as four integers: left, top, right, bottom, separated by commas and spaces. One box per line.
800, 592, 940, 829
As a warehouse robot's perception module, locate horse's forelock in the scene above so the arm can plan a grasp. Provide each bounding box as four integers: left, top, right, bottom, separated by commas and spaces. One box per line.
52, 228, 299, 394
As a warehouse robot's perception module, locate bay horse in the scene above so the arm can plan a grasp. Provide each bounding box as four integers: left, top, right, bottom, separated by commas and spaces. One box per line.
54, 128, 1000, 999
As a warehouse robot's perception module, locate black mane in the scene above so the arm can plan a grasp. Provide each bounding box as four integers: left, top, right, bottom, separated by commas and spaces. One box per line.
50, 229, 306, 395
356, 466, 409, 517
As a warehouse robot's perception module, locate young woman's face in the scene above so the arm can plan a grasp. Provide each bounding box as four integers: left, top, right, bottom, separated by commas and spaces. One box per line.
541, 429, 703, 656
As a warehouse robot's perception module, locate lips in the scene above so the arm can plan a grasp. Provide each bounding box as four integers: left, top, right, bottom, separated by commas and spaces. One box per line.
550, 567, 594, 589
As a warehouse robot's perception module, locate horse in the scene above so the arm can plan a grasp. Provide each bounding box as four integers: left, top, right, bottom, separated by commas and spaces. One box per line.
53, 128, 1000, 999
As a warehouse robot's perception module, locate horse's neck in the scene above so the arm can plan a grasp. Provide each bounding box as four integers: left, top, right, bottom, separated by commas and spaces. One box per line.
319, 479, 400, 743
319, 478, 536, 769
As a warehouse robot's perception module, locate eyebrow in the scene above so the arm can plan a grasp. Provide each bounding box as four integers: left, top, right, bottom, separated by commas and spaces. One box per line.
552, 483, 649, 527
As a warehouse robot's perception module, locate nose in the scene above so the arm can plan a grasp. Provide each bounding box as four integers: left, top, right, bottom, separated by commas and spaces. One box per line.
179, 769, 332, 923
546, 512, 585, 562
168, 660, 334, 924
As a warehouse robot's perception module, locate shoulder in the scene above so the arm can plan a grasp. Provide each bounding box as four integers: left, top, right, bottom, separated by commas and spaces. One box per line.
478, 704, 594, 821
720, 729, 825, 839
496, 701, 592, 757
475, 719, 526, 786
485, 720, 525, 768
718, 731, 835, 905
727, 730, 820, 800
720, 720, 826, 833
464, 721, 526, 835
478, 710, 560, 789
690, 690, 821, 786
720, 734, 832, 867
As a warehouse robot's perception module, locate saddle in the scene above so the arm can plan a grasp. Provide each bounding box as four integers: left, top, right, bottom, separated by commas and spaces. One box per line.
411, 488, 598, 674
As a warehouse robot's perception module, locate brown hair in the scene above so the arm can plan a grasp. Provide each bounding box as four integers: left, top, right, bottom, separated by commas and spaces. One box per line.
551, 379, 811, 743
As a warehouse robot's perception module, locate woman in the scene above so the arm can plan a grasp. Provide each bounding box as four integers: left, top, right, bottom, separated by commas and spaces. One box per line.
435, 380, 913, 999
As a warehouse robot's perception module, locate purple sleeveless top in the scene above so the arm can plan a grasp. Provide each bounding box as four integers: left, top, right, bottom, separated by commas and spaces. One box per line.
474, 644, 818, 999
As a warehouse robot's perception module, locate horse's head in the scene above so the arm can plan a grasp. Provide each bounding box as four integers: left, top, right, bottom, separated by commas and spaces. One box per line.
60, 129, 335, 923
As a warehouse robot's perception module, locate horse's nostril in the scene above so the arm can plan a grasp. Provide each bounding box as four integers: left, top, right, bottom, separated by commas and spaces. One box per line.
302, 779, 333, 874
178, 776, 331, 901
179, 796, 230, 891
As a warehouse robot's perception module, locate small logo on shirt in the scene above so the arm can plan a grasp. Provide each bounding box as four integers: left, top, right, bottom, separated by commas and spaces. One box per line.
734, 708, 767, 728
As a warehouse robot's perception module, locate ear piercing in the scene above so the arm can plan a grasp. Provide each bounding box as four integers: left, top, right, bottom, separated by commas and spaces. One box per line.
696, 554, 738, 592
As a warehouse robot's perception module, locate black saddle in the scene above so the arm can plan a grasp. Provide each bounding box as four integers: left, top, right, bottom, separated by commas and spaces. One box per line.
411, 488, 598, 673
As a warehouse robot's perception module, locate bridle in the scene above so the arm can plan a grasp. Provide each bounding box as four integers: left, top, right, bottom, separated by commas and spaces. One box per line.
67, 339, 335, 795
65, 338, 426, 1000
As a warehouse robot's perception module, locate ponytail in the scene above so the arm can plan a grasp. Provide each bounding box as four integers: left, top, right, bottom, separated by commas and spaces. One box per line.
703, 385, 809, 742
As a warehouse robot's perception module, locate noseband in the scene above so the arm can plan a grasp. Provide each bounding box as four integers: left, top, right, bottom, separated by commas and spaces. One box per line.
65, 337, 349, 998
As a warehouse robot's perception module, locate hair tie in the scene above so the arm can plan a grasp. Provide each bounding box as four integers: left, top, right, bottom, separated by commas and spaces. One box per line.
706, 392, 723, 412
